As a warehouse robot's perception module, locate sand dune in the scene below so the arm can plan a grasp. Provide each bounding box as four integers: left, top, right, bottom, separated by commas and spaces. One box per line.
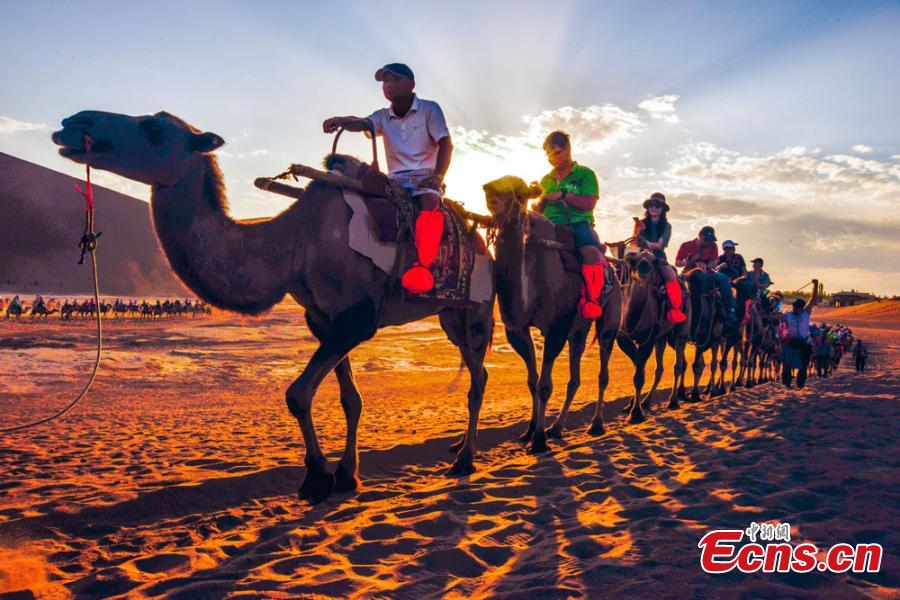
0, 305, 897, 597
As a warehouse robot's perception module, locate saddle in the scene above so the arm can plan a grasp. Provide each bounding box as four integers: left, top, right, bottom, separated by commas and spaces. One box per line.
325, 157, 491, 308
525, 214, 581, 274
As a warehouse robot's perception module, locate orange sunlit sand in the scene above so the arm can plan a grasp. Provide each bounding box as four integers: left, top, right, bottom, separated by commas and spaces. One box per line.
1, 300, 897, 597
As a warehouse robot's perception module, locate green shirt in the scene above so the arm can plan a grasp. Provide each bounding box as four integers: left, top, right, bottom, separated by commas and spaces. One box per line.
540, 162, 599, 226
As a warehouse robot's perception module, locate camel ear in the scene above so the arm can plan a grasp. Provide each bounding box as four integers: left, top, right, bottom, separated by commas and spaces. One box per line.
527, 182, 543, 199
189, 132, 225, 153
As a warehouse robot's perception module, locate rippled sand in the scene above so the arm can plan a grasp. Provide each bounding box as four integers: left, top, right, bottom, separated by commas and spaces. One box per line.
0, 304, 897, 597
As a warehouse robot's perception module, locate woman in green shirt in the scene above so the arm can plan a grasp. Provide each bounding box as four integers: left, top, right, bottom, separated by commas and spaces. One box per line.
535, 131, 608, 319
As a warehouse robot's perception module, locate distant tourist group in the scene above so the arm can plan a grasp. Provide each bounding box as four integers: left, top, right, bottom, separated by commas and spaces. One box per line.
1, 295, 212, 320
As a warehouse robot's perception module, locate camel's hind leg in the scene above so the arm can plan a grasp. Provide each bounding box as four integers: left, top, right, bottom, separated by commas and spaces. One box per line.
506, 327, 540, 443
288, 303, 376, 504
439, 306, 492, 476
547, 324, 589, 440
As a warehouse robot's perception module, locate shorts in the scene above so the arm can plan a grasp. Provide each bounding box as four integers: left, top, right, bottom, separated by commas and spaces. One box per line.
388, 169, 443, 199
570, 221, 602, 249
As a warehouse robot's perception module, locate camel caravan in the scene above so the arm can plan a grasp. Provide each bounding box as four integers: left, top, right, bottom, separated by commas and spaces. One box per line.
51, 62, 826, 504
0, 295, 212, 321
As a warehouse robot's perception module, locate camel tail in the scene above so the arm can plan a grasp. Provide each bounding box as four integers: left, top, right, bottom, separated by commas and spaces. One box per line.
447, 359, 465, 393
588, 320, 600, 350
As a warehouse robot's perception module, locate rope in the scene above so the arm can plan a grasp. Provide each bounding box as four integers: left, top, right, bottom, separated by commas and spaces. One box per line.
1, 134, 102, 434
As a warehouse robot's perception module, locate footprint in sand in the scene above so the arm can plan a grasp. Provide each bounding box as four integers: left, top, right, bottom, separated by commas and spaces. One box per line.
133, 553, 190, 574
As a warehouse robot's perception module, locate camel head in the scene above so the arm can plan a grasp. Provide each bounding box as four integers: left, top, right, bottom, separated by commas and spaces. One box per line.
324, 154, 369, 179
483, 176, 542, 219
625, 251, 664, 284
52, 110, 225, 187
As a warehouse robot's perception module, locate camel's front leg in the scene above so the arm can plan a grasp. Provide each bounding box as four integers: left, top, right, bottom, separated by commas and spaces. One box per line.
506, 328, 539, 443
690, 349, 705, 402
333, 358, 362, 493
590, 336, 615, 435
629, 342, 653, 424
531, 320, 570, 453
668, 337, 686, 409
289, 306, 375, 504
642, 338, 667, 409
547, 326, 589, 440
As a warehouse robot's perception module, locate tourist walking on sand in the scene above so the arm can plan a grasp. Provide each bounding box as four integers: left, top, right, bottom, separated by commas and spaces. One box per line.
781, 280, 819, 388
853, 339, 868, 373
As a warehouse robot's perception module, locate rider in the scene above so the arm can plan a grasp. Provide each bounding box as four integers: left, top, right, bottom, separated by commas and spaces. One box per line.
322, 62, 452, 294
747, 257, 773, 299
633, 192, 687, 323
534, 130, 608, 319
717, 240, 754, 317
781, 280, 820, 388
675, 226, 737, 323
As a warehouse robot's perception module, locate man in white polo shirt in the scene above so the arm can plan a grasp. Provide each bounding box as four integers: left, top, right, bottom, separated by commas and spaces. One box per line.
323, 63, 453, 294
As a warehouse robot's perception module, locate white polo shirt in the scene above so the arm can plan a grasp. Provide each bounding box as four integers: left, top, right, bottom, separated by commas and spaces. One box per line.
367, 95, 450, 174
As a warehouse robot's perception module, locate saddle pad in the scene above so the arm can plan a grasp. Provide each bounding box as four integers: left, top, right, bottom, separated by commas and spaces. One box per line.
343, 190, 492, 306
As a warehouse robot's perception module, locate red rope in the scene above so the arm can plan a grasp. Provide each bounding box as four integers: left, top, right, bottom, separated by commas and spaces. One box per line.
73, 135, 94, 212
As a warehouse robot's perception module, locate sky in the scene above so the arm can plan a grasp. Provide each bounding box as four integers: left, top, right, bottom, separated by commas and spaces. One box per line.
1, 0, 899, 295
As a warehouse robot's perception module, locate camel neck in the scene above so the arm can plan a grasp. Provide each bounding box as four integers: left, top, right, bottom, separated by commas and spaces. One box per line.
494, 217, 530, 324
149, 155, 295, 314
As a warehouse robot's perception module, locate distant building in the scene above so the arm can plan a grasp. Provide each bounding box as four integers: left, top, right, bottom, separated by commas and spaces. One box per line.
831, 290, 876, 307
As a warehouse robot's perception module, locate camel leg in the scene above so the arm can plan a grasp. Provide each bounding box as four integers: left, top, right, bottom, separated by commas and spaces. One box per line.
641, 339, 666, 410
547, 326, 589, 439
439, 307, 491, 476
304, 313, 363, 493
288, 304, 376, 504
690, 350, 705, 402
628, 342, 654, 424
713, 342, 729, 397
668, 337, 686, 409
332, 358, 363, 492
589, 335, 615, 435
705, 343, 719, 397
617, 335, 638, 414
530, 319, 570, 453
506, 328, 539, 443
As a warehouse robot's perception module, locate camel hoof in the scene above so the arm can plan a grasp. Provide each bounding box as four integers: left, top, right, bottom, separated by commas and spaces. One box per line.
630, 413, 645, 425
299, 467, 335, 505
447, 458, 475, 477
333, 463, 360, 493
587, 422, 605, 436
528, 433, 549, 454
448, 437, 465, 453
545, 423, 564, 439
667, 399, 679, 410
519, 427, 535, 444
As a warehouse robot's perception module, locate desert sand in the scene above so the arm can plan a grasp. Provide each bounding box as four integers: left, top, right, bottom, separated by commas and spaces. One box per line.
0, 300, 897, 598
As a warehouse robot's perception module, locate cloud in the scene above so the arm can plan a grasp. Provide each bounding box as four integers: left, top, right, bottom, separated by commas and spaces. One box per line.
616, 166, 656, 179
521, 105, 646, 153
638, 95, 680, 124
852, 144, 873, 154
0, 116, 50, 134
666, 143, 900, 208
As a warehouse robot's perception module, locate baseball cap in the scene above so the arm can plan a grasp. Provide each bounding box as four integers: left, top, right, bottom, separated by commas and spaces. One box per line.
699, 226, 716, 241
722, 240, 738, 248
375, 63, 415, 81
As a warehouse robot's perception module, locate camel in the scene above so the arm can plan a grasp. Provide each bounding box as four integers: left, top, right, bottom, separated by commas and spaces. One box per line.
735, 296, 765, 388
482, 176, 622, 448
53, 110, 494, 504
616, 251, 691, 423
710, 280, 755, 395
683, 270, 726, 401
